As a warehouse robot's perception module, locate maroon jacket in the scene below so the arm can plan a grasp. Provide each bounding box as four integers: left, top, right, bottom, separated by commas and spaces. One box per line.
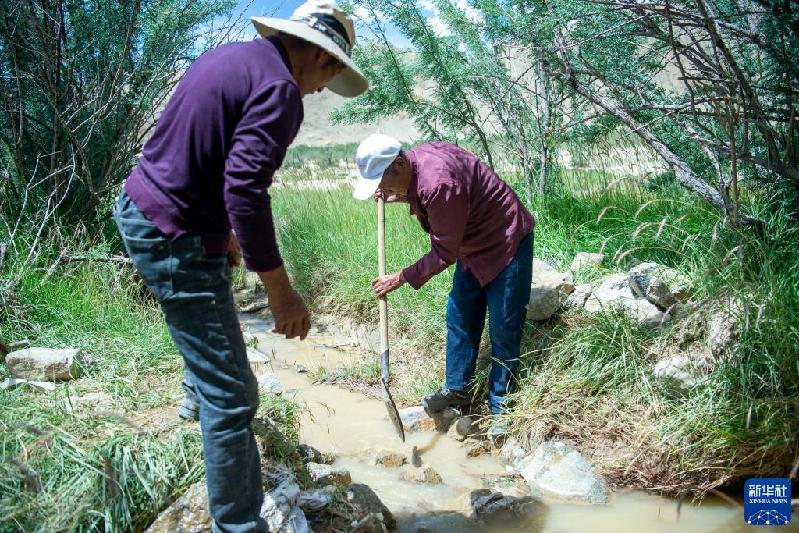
401, 142, 535, 289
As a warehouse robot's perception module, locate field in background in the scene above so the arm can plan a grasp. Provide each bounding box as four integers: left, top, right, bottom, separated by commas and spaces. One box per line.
272, 143, 799, 495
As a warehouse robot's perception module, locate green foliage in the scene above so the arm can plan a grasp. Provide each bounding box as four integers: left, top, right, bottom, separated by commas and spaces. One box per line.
0, 263, 300, 531
0, 0, 235, 238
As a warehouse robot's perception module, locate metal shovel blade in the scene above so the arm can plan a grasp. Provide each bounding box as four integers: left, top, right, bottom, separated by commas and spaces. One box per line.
380, 349, 405, 442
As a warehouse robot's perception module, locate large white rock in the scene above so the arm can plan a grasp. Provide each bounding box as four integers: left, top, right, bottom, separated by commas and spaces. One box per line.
5, 348, 83, 381
527, 260, 575, 321
260, 479, 309, 533
570, 252, 605, 271
584, 274, 670, 326
516, 441, 609, 504
629, 262, 690, 298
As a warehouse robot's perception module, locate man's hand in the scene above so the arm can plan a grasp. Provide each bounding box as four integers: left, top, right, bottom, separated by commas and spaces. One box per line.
258, 266, 311, 340
227, 232, 242, 268
372, 271, 406, 298
373, 190, 407, 203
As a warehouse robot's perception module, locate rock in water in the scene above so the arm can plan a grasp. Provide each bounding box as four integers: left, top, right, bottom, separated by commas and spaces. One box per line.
297, 444, 334, 465
5, 348, 83, 381
570, 252, 605, 271
398, 406, 434, 432
345, 483, 396, 531
516, 441, 609, 504
306, 463, 351, 486
146, 482, 211, 533
372, 449, 407, 468
498, 437, 527, 468
260, 479, 309, 533
469, 489, 539, 523
399, 464, 443, 484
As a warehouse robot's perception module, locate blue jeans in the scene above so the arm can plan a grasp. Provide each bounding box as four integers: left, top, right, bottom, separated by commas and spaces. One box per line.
445, 232, 533, 414
113, 191, 265, 533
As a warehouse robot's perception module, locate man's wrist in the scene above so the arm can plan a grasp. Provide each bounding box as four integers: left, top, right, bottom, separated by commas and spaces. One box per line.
258, 266, 292, 296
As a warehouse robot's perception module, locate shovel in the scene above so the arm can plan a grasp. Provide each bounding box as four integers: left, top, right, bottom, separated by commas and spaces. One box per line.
377, 197, 406, 442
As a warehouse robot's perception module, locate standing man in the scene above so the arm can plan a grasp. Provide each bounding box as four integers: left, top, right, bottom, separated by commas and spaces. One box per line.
113, 2, 367, 531
353, 134, 534, 439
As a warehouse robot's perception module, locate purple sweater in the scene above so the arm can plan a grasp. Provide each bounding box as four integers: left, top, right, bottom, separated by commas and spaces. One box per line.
401, 142, 535, 289
124, 37, 303, 272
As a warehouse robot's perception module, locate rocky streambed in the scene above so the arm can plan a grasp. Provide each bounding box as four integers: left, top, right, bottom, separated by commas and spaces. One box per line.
142, 308, 778, 533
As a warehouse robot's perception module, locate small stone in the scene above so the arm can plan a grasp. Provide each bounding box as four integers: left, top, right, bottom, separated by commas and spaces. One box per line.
146, 482, 211, 532
398, 406, 435, 432
464, 439, 489, 458
654, 354, 703, 391
399, 464, 442, 484
563, 284, 592, 310
5, 348, 84, 382
295, 364, 309, 374
584, 275, 670, 326
528, 264, 575, 321
298, 486, 335, 513
306, 462, 351, 486
345, 484, 396, 531
527, 420, 549, 450
645, 278, 678, 310
570, 252, 605, 271
448, 420, 467, 442
256, 372, 282, 395
240, 297, 268, 313
629, 262, 691, 298
498, 437, 526, 468
0, 378, 56, 392
516, 441, 609, 504
259, 479, 309, 533
372, 449, 407, 468
706, 303, 740, 358
469, 489, 539, 523
297, 444, 334, 464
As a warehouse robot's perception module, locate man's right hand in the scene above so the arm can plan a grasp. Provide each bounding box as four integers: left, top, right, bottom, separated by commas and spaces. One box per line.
258, 266, 311, 340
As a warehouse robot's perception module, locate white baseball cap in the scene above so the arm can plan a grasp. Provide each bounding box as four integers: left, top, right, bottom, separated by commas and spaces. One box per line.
353, 134, 402, 200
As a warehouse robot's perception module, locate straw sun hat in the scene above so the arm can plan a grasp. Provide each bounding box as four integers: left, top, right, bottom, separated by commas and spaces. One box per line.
251, 0, 369, 97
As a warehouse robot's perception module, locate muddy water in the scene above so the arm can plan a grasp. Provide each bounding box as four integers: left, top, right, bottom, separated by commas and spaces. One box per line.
242, 316, 797, 533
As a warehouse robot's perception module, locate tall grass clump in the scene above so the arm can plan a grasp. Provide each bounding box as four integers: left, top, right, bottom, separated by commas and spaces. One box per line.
1, 252, 301, 530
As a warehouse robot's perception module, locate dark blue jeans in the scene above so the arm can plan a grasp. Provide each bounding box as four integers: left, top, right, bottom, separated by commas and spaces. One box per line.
445, 232, 533, 414
113, 191, 264, 533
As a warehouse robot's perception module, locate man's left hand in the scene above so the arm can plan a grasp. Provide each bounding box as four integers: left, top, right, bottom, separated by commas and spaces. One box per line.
372, 272, 406, 298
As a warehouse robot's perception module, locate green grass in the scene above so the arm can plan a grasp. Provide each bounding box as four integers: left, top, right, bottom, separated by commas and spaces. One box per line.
0, 262, 301, 531
272, 165, 799, 494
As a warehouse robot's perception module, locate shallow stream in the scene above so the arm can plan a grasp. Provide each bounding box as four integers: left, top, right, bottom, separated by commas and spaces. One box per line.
241, 315, 796, 533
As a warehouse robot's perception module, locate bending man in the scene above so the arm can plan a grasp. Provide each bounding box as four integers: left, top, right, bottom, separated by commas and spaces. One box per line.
353, 134, 534, 439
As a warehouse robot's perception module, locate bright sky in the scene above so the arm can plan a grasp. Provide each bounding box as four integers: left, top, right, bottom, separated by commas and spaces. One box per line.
234, 0, 412, 47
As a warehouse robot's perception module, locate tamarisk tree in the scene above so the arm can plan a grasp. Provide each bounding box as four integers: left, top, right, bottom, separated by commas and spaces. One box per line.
337, 0, 798, 222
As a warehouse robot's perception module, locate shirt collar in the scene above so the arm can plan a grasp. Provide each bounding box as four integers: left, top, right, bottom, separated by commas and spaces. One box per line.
266, 36, 293, 74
